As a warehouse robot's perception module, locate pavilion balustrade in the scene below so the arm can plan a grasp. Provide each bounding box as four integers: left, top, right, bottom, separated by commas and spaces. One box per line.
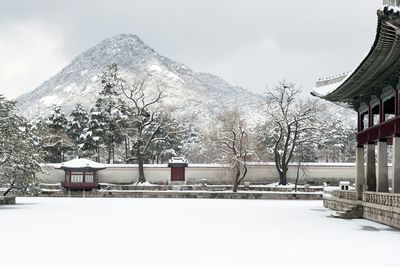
364, 192, 400, 207
357, 116, 400, 145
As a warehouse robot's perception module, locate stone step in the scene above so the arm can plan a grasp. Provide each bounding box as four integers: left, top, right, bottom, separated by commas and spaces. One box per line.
333, 205, 363, 219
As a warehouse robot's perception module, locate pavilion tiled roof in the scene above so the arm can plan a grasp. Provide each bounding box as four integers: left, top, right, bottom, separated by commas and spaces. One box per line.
57, 158, 106, 170
312, 6, 400, 109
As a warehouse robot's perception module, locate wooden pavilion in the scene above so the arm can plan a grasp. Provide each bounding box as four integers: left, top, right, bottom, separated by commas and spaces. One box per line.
57, 158, 105, 190
312, 3, 400, 199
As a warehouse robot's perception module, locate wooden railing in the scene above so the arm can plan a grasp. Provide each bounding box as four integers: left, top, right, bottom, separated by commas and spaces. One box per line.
364, 192, 400, 207
61, 182, 98, 190
357, 116, 400, 145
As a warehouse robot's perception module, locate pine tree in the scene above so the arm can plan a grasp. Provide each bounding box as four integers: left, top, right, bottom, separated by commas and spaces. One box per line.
81, 108, 105, 162
42, 106, 74, 162
67, 104, 89, 145
96, 64, 128, 163
0, 95, 45, 196
319, 119, 356, 162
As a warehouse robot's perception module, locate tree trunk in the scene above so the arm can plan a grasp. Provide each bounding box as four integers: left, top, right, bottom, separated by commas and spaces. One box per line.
295, 164, 301, 192
232, 165, 241, 192
138, 153, 146, 183
279, 169, 288, 185
96, 146, 100, 163
3, 181, 15, 196
111, 143, 115, 164
124, 137, 128, 161
232, 178, 240, 192
107, 139, 113, 164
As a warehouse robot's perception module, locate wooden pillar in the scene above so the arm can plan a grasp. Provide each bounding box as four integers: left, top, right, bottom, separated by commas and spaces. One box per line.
377, 140, 389, 192
395, 89, 399, 116
379, 98, 385, 123
393, 136, 400, 193
357, 112, 362, 131
356, 145, 365, 200
368, 104, 373, 127
366, 143, 377, 191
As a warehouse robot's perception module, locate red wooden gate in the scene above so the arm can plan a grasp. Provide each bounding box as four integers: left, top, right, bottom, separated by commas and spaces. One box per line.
171, 167, 185, 181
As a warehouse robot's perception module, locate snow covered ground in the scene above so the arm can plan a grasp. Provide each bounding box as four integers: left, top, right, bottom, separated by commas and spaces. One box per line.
0, 198, 399, 267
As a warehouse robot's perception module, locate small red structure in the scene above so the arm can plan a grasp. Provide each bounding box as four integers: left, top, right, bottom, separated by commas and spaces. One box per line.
168, 157, 188, 182
57, 158, 105, 190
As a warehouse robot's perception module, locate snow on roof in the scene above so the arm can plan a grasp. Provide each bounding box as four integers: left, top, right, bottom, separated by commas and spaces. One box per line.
380, 4, 400, 13
169, 157, 188, 164
312, 71, 353, 98
57, 158, 106, 169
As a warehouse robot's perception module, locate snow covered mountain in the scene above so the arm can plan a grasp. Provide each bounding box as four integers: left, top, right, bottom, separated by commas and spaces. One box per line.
16, 34, 262, 126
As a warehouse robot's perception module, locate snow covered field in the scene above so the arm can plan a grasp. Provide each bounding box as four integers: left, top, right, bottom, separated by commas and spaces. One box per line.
0, 198, 399, 267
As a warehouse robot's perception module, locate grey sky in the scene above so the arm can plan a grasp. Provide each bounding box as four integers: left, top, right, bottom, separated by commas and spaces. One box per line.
0, 0, 383, 99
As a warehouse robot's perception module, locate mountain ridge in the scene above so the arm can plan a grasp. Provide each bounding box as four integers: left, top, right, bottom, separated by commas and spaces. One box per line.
17, 34, 263, 127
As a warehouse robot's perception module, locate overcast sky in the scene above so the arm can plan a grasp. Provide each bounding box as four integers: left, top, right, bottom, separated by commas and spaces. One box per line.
0, 0, 384, 99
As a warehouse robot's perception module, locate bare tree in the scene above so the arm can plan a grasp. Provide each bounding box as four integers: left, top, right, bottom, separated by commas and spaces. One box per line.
120, 80, 177, 183
214, 109, 253, 192
265, 81, 321, 185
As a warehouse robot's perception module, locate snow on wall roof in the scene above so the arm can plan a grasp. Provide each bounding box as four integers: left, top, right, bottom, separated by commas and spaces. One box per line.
57, 158, 106, 169
381, 2, 400, 12
48, 162, 356, 169
311, 71, 353, 98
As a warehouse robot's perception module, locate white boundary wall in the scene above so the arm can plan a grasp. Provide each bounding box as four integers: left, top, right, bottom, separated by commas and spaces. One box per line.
35, 163, 373, 185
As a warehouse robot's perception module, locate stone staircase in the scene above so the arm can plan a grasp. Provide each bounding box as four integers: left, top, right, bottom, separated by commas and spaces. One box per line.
332, 205, 363, 219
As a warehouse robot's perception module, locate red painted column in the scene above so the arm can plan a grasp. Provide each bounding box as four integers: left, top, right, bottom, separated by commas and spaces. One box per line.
380, 98, 384, 123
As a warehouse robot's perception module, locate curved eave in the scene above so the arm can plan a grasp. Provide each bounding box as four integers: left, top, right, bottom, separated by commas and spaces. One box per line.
320, 7, 400, 106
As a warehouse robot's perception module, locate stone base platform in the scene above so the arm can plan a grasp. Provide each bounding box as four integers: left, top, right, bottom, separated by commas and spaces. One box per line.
324, 190, 400, 229
40, 190, 323, 200
0, 196, 16, 205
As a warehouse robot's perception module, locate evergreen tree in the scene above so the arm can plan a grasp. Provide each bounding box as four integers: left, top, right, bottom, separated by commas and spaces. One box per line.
319, 119, 356, 162
0, 95, 45, 196
67, 104, 89, 145
81, 108, 104, 162
96, 64, 127, 163
42, 106, 74, 162
48, 106, 68, 132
